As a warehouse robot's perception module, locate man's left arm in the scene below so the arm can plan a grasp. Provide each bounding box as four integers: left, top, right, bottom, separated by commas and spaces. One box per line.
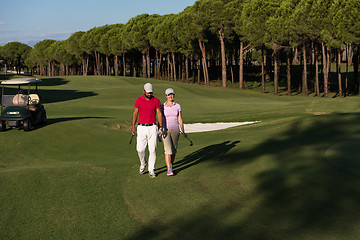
156, 108, 163, 128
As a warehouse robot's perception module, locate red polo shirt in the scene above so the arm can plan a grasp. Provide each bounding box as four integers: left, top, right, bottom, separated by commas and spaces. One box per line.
134, 95, 161, 124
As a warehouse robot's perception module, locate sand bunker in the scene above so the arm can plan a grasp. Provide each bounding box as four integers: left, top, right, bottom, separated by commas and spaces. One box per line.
184, 121, 260, 133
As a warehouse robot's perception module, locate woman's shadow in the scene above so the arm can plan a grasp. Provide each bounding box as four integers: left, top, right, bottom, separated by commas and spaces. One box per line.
156, 141, 240, 175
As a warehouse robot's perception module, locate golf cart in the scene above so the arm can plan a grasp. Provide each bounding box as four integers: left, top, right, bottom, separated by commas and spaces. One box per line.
0, 78, 47, 131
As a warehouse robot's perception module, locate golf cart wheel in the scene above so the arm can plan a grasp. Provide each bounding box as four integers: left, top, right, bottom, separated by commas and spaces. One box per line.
23, 119, 32, 131
0, 121, 6, 131
42, 111, 47, 124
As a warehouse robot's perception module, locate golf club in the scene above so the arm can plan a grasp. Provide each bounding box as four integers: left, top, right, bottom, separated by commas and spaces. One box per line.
183, 134, 193, 146
129, 133, 135, 144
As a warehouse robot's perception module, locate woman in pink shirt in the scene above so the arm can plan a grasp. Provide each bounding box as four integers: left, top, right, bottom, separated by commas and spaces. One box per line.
161, 88, 187, 176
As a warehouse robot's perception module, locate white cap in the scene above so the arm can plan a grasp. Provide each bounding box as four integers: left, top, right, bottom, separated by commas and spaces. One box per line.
165, 88, 175, 95
144, 83, 153, 93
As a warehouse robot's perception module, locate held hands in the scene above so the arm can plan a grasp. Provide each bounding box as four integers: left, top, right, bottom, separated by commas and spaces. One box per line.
158, 127, 167, 138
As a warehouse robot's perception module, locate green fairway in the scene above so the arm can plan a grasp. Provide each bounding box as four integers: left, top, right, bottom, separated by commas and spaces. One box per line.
2, 76, 360, 239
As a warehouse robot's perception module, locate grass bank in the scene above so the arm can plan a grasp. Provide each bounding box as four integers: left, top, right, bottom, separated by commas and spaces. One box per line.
1, 75, 360, 239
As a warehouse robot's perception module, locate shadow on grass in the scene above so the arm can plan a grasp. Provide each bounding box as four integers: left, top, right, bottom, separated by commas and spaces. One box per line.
128, 113, 360, 240
38, 78, 69, 87
40, 89, 97, 104
32, 117, 108, 131
2, 117, 109, 132
46, 116, 109, 125
39, 78, 97, 104
155, 141, 240, 176
0, 74, 15, 80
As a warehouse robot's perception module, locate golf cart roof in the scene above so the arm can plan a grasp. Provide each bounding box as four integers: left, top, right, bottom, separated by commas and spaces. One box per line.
1, 78, 42, 85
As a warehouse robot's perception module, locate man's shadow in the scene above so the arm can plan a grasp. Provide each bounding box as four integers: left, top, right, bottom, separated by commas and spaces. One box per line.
156, 141, 240, 175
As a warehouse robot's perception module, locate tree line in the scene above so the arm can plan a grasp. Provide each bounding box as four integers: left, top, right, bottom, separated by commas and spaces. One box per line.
1, 0, 360, 97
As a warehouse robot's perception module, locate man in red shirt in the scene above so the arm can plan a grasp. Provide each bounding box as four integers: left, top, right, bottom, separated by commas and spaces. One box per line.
132, 83, 163, 178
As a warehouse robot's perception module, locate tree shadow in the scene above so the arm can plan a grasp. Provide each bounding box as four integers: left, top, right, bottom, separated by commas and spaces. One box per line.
39, 78, 97, 104
155, 141, 240, 175
0, 74, 15, 80
128, 113, 360, 239
46, 116, 109, 126
40, 89, 97, 104
38, 78, 69, 87
2, 117, 110, 131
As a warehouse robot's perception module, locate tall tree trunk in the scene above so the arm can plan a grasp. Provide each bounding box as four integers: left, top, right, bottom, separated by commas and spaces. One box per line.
155, 51, 159, 79
231, 65, 234, 85
239, 41, 244, 89
131, 57, 137, 77
219, 27, 226, 87
60, 63, 64, 76
48, 61, 51, 77
302, 44, 308, 96
100, 54, 104, 75
327, 47, 331, 96
311, 42, 315, 92
146, 46, 150, 78
353, 48, 359, 95
315, 49, 320, 97
337, 49, 343, 98
185, 56, 189, 82
94, 51, 101, 75
114, 55, 119, 76
198, 39, 209, 86
93, 60, 96, 75
122, 53, 126, 77
106, 55, 110, 76
180, 56, 184, 81
322, 42, 329, 98
298, 54, 302, 92
142, 54, 147, 78
287, 53, 291, 96
158, 52, 162, 79
172, 52, 177, 82
82, 56, 88, 76
345, 44, 352, 96
167, 53, 172, 81
228, 50, 234, 84
118, 56, 122, 76
293, 47, 299, 64
265, 52, 272, 83
261, 48, 265, 93
197, 58, 201, 84
274, 53, 279, 96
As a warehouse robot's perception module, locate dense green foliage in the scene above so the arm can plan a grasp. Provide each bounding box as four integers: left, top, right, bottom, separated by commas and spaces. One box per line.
1, 0, 360, 96
0, 42, 31, 74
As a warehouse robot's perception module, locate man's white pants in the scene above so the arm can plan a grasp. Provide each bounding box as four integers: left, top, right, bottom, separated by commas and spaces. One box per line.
136, 125, 158, 173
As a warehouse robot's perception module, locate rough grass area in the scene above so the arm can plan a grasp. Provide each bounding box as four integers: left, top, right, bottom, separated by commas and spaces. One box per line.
1, 76, 360, 240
